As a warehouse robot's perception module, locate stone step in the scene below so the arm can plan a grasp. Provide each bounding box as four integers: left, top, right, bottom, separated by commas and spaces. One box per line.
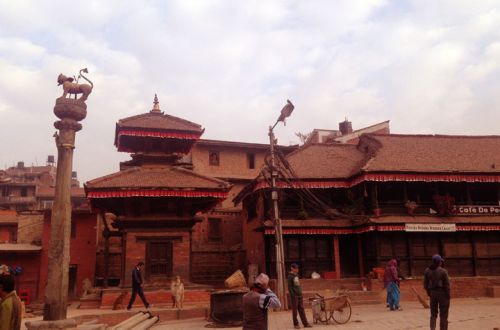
487, 286, 500, 297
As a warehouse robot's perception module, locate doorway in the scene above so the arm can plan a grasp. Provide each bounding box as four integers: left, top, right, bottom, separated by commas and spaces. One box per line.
68, 265, 77, 298
146, 241, 173, 279
339, 236, 360, 277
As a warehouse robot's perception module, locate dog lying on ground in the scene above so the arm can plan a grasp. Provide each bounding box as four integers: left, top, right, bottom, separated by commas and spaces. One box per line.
112, 291, 128, 310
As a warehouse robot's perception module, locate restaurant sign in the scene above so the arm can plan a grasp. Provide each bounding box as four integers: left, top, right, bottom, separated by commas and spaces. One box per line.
453, 205, 500, 215
405, 223, 456, 232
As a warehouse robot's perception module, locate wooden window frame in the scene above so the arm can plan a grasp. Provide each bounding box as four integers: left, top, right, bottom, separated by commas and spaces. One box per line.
247, 153, 256, 169
209, 151, 220, 166
208, 218, 222, 242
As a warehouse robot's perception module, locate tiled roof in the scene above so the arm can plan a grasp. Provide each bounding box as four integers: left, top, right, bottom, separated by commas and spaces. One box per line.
362, 134, 500, 173
116, 112, 203, 133
85, 166, 230, 190
369, 215, 500, 224
285, 143, 366, 179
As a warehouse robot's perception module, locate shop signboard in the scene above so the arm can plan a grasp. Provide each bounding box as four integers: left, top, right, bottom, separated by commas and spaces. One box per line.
405, 223, 456, 232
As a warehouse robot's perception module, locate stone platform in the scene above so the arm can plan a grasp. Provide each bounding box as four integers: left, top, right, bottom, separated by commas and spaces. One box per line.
99, 285, 212, 309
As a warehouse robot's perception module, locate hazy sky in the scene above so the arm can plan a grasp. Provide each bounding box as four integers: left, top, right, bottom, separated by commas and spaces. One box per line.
1, 0, 500, 182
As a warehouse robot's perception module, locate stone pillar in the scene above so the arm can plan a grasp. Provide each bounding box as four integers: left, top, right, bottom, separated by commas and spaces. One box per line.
43, 98, 87, 320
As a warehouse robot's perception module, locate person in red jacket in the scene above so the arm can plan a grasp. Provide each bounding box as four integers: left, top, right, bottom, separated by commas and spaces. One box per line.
383, 259, 402, 311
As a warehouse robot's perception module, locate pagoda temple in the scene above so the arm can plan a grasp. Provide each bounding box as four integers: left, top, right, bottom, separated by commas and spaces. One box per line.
85, 95, 231, 287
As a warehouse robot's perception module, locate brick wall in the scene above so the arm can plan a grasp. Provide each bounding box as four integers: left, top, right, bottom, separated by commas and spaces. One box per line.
123, 230, 191, 286
191, 145, 266, 180
191, 212, 242, 251
191, 250, 245, 285
37, 211, 97, 300
242, 211, 266, 275
369, 276, 498, 301
17, 214, 44, 244
1, 252, 41, 301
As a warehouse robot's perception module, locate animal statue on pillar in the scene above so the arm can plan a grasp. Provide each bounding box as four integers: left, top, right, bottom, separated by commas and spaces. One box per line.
57, 68, 94, 102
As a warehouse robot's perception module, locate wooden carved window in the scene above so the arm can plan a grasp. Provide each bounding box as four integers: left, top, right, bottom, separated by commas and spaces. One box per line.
208, 218, 222, 242
209, 151, 220, 166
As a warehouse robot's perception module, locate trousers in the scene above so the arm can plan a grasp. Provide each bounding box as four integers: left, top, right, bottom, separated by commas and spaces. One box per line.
127, 286, 150, 309
290, 295, 309, 326
429, 290, 450, 330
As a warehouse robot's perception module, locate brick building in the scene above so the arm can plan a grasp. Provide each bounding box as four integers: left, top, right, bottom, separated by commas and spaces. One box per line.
0, 158, 93, 302
236, 134, 500, 280
187, 139, 296, 284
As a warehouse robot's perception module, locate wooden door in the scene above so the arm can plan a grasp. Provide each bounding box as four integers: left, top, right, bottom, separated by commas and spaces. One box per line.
146, 241, 173, 278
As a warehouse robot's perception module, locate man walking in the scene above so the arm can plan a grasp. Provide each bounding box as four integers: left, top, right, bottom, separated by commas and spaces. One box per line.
288, 264, 312, 329
0, 274, 22, 330
242, 273, 281, 330
424, 254, 450, 330
127, 261, 150, 310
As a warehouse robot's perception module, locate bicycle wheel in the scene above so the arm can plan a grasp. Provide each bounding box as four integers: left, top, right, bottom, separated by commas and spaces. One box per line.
331, 301, 352, 324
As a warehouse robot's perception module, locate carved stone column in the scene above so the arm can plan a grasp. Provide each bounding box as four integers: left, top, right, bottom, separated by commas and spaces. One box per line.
43, 98, 86, 321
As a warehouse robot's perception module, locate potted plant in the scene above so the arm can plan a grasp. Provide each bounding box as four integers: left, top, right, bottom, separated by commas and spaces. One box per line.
297, 209, 308, 220
405, 200, 418, 215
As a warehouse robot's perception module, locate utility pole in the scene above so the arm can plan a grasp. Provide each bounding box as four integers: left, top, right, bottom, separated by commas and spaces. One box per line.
268, 100, 294, 310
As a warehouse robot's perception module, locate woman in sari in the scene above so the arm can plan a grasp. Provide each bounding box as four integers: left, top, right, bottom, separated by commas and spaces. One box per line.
384, 259, 402, 311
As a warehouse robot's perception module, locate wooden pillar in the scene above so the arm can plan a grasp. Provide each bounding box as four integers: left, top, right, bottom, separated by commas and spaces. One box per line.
120, 231, 127, 287
470, 233, 478, 276
334, 235, 341, 279
406, 234, 413, 277
103, 233, 110, 288
357, 235, 365, 277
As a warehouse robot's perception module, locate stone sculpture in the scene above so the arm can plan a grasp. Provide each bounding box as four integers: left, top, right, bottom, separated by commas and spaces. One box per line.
57, 68, 93, 101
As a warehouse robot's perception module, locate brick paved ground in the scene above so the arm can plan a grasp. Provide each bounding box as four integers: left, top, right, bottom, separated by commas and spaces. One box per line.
152, 297, 500, 330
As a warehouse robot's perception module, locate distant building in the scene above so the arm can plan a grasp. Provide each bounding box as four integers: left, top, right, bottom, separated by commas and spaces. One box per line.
0, 157, 92, 302
0, 159, 85, 211
305, 119, 390, 145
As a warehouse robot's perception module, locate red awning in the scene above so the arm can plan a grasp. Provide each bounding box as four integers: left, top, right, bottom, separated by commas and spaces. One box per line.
264, 224, 500, 235
253, 173, 500, 193
118, 129, 201, 140
87, 189, 228, 199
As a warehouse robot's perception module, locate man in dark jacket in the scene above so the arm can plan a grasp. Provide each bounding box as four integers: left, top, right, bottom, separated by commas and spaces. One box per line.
242, 273, 281, 330
288, 264, 312, 329
127, 261, 150, 310
424, 254, 450, 330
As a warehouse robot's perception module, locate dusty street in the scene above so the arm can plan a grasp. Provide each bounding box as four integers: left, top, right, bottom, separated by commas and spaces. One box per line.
152, 297, 500, 330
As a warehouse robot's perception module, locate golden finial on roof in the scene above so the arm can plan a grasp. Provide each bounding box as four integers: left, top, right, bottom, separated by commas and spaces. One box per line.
151, 94, 161, 113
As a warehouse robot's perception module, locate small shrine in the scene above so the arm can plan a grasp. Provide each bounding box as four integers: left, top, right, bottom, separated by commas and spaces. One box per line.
85, 95, 231, 287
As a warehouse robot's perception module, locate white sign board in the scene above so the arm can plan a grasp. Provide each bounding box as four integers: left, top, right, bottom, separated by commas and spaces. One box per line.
405, 223, 456, 232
